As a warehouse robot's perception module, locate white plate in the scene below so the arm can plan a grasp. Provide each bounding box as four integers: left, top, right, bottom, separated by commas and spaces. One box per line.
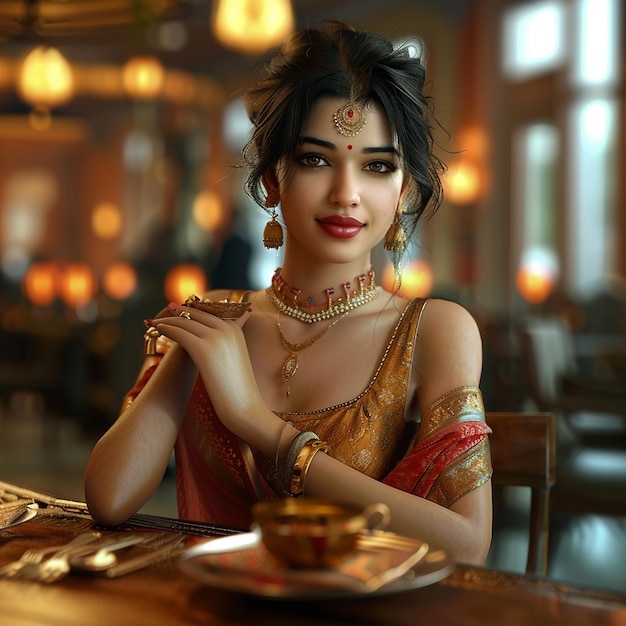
4, 503, 38, 528
179, 530, 454, 600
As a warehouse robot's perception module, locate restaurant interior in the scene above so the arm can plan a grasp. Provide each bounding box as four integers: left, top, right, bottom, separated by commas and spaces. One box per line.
0, 0, 625, 594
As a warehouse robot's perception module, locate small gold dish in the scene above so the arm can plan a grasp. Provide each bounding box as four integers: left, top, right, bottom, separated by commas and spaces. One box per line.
183, 294, 250, 320
252, 498, 389, 569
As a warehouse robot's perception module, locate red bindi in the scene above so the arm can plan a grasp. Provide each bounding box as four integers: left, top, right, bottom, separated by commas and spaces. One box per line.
347, 144, 353, 150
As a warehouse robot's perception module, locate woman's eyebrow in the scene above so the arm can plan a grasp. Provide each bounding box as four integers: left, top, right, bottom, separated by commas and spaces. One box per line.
301, 136, 336, 150
301, 136, 399, 155
363, 146, 399, 156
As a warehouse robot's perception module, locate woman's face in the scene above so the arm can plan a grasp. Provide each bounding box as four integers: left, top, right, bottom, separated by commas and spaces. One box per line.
274, 97, 406, 266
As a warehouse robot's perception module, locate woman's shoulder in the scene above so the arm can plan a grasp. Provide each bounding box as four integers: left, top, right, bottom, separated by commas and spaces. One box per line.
419, 298, 481, 352
414, 298, 482, 405
422, 298, 480, 330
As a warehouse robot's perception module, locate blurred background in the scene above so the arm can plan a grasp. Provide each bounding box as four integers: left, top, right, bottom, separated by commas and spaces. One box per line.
0, 0, 625, 591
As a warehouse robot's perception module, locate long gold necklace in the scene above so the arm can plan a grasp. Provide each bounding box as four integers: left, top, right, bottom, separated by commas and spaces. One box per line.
267, 267, 382, 323
277, 312, 348, 398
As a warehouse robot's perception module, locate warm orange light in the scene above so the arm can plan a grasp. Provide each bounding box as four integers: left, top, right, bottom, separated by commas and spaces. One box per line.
516, 249, 558, 305
443, 158, 481, 205
92, 202, 122, 239
122, 56, 164, 99
212, 0, 294, 55
103, 262, 137, 300
192, 190, 225, 232
381, 259, 434, 298
516, 266, 555, 305
58, 262, 97, 308
22, 261, 59, 307
164, 263, 208, 304
18, 46, 74, 109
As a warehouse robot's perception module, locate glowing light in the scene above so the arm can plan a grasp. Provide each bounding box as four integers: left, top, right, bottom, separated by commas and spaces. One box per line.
103, 262, 137, 300
192, 190, 225, 232
211, 0, 294, 55
516, 248, 558, 304
58, 262, 97, 308
381, 259, 434, 298
18, 46, 74, 109
22, 261, 59, 307
443, 158, 482, 205
122, 56, 164, 99
92, 202, 123, 239
164, 263, 207, 304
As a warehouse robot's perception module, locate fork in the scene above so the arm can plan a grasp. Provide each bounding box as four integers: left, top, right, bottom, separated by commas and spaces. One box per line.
0, 532, 101, 579
34, 533, 145, 583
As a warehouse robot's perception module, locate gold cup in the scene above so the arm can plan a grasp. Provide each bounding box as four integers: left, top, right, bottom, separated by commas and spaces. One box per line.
183, 294, 250, 320
252, 498, 390, 569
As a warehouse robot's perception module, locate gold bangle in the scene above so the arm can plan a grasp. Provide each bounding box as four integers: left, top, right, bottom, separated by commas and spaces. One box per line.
289, 440, 331, 497
282, 431, 318, 492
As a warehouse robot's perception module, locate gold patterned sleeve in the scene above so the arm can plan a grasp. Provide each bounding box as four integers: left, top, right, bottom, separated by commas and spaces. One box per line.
383, 386, 493, 507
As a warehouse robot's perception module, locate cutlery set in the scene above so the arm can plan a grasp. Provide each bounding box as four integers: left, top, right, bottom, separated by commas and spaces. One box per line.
0, 531, 185, 582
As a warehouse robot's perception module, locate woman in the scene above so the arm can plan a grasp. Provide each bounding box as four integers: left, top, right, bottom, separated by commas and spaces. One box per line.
84, 21, 492, 565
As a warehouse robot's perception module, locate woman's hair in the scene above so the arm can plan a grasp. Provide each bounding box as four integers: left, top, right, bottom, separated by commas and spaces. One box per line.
243, 20, 444, 255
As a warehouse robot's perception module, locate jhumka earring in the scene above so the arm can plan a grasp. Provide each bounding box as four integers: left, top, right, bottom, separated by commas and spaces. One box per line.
263, 207, 284, 249
384, 212, 406, 252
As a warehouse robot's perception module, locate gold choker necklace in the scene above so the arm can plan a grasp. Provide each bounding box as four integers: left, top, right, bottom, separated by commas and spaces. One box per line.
266, 267, 382, 323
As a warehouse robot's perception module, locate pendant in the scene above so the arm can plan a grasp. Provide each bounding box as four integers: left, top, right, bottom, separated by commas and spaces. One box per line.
281, 354, 298, 381
281, 353, 298, 399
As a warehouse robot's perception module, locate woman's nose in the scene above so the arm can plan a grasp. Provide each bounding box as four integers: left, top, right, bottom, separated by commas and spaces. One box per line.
328, 167, 360, 208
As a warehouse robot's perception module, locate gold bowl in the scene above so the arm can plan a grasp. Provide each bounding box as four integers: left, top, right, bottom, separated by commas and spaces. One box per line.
183, 294, 250, 319
252, 498, 390, 569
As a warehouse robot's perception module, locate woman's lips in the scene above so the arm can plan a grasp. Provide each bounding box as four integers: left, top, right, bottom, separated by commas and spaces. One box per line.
317, 216, 364, 239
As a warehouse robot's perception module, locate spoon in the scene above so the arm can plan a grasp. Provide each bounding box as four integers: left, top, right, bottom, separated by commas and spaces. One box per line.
68, 535, 145, 573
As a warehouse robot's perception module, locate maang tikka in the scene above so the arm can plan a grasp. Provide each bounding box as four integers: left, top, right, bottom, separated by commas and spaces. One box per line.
333, 102, 367, 137
263, 205, 284, 249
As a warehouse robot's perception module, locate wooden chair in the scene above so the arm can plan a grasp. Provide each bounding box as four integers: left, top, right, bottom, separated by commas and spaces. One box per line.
487, 411, 556, 576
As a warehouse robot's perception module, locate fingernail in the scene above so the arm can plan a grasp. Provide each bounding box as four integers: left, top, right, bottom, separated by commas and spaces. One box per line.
247, 307, 253, 313
167, 303, 178, 312
143, 318, 155, 327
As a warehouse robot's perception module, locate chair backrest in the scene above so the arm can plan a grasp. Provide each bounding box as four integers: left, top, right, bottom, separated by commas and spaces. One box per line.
487, 411, 556, 576
519, 316, 577, 410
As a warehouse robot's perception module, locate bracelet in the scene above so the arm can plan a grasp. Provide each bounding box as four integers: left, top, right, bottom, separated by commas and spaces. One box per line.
289, 440, 332, 497
274, 421, 293, 471
282, 431, 319, 493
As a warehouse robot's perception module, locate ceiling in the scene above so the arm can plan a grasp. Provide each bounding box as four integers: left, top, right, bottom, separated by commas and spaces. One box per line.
0, 0, 474, 92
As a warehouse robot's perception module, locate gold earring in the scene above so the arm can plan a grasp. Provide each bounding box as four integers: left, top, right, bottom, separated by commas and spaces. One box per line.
263, 208, 284, 249
384, 213, 406, 252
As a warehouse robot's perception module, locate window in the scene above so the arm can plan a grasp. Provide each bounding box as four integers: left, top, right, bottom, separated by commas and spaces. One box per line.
503, 0, 621, 298
502, 1, 565, 80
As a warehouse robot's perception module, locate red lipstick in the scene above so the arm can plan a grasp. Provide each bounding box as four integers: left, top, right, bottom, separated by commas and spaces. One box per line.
317, 216, 364, 239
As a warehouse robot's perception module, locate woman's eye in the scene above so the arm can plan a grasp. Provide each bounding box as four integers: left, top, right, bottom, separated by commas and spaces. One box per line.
298, 154, 327, 167
366, 161, 396, 173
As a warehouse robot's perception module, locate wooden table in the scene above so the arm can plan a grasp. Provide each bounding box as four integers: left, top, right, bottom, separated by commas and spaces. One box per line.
1, 502, 625, 626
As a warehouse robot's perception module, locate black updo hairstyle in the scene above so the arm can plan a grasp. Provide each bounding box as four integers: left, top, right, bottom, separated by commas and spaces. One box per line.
243, 20, 444, 265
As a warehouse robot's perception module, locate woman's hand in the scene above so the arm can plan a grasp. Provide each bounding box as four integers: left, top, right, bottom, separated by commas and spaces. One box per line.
154, 303, 281, 457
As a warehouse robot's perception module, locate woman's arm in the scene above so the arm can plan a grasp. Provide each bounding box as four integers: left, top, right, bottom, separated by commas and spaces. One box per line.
84, 300, 281, 527
302, 299, 491, 564
305, 455, 492, 564
84, 344, 195, 526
